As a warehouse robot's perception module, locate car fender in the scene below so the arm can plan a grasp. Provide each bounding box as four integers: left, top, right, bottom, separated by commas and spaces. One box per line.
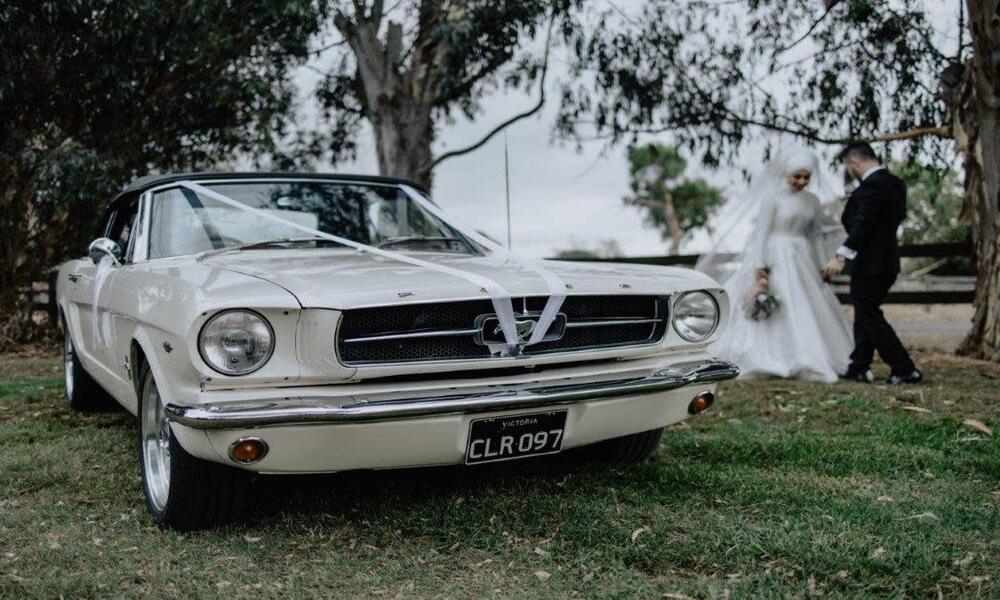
130, 326, 220, 462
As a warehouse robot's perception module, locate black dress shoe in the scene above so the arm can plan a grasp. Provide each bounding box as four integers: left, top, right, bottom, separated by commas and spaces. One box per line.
887, 369, 923, 385
843, 369, 874, 383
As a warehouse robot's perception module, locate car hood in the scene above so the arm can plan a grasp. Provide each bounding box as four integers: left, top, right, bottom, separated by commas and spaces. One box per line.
200, 249, 717, 309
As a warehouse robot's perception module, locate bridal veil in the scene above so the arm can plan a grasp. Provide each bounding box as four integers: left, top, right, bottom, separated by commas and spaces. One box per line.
696, 147, 841, 286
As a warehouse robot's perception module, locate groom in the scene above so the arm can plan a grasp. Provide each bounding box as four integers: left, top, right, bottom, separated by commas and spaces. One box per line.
823, 142, 922, 385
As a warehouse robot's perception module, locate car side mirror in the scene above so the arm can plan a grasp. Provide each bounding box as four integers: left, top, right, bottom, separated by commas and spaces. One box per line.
88, 237, 122, 265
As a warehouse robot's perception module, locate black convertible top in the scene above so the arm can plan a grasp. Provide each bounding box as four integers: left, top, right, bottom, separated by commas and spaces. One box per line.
110, 171, 427, 207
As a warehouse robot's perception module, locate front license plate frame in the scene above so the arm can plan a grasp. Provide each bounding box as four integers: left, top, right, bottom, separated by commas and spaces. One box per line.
465, 410, 568, 465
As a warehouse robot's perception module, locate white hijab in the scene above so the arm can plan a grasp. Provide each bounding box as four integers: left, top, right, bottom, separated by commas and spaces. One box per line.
695, 146, 838, 285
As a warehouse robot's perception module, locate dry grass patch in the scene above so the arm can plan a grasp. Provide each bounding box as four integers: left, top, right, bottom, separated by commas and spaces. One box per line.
1, 349, 998, 598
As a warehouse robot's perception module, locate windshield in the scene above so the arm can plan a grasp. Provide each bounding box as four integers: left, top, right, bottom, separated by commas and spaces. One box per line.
147, 180, 478, 259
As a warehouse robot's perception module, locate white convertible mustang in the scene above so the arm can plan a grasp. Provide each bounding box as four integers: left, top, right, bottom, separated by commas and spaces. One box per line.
56, 172, 737, 529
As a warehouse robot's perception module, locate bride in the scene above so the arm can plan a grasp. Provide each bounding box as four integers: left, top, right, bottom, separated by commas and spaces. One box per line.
698, 147, 853, 382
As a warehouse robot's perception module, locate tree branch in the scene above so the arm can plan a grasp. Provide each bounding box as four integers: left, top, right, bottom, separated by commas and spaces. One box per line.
869, 125, 953, 142
725, 112, 952, 144
570, 115, 951, 147
367, 0, 385, 25
302, 63, 330, 77
774, 1, 841, 54
308, 37, 348, 56
421, 14, 556, 175
956, 0, 965, 60
435, 52, 519, 107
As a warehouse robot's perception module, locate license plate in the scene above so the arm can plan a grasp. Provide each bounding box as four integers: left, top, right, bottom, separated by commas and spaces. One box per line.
465, 410, 567, 465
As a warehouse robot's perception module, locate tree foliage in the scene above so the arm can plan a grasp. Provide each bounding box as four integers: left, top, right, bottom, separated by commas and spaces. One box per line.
894, 161, 972, 276
624, 144, 724, 254
558, 0, 953, 164
0, 0, 320, 345
560, 0, 1000, 360
304, 0, 582, 187
553, 239, 623, 260
894, 162, 969, 246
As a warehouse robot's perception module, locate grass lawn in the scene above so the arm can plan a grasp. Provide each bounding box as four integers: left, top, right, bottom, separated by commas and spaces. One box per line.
2, 349, 999, 598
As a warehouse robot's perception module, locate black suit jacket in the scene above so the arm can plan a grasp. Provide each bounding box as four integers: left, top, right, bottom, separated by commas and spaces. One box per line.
841, 168, 906, 275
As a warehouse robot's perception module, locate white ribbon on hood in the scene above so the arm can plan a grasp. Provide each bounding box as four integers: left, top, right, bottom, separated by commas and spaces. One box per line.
398, 185, 567, 347
178, 180, 567, 356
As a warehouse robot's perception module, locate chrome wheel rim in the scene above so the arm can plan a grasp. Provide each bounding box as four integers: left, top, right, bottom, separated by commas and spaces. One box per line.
63, 335, 74, 399
141, 374, 171, 511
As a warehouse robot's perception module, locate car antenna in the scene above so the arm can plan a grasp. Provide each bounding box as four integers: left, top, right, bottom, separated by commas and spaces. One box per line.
504, 130, 512, 250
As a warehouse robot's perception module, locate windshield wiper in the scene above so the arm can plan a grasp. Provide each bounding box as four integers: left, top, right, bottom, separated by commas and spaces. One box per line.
376, 236, 465, 250
195, 237, 336, 260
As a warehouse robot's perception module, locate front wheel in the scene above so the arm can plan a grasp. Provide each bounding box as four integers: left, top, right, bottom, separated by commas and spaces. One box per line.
63, 329, 116, 411
137, 363, 248, 530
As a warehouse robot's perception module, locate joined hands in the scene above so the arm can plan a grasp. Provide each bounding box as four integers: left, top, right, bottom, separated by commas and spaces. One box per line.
822, 256, 846, 282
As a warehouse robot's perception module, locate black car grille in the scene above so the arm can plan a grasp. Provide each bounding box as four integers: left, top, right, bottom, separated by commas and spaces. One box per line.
337, 295, 668, 365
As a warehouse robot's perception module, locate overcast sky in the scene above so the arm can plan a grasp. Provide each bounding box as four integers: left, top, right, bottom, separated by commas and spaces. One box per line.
292, 1, 963, 259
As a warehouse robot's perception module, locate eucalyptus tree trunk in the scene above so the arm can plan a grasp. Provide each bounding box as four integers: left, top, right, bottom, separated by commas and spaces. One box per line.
330, 1, 555, 191
663, 190, 683, 255
334, 4, 442, 190
955, 0, 1000, 360
370, 100, 435, 190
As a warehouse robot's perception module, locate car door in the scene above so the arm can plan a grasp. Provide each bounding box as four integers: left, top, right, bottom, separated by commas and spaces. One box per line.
61, 204, 120, 378
95, 196, 144, 402
64, 196, 141, 401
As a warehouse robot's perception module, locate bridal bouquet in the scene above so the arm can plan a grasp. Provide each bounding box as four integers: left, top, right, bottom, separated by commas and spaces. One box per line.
746, 267, 781, 321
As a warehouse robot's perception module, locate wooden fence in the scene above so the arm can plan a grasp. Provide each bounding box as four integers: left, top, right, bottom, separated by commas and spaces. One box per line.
555, 241, 975, 305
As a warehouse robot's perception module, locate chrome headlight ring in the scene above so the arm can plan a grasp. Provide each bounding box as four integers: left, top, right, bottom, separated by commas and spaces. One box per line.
198, 309, 275, 375
671, 291, 720, 342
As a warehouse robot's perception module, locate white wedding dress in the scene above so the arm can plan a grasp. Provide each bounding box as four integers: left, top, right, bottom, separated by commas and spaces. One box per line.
708, 183, 853, 383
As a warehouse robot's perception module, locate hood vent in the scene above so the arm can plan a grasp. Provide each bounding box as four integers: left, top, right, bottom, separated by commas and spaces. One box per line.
337, 295, 668, 366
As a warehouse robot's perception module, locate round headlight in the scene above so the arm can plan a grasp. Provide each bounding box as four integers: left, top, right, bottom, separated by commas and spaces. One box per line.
672, 291, 720, 342
198, 310, 274, 375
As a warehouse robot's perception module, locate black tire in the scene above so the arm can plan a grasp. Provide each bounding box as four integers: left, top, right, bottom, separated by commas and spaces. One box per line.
137, 362, 248, 530
62, 327, 117, 412
583, 427, 664, 463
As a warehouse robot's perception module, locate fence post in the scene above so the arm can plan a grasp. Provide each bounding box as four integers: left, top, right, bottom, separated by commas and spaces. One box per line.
47, 268, 59, 326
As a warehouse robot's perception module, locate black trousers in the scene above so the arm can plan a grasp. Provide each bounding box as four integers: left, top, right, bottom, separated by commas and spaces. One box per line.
848, 274, 916, 376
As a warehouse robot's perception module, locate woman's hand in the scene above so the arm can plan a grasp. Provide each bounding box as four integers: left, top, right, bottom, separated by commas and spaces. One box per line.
753, 268, 769, 294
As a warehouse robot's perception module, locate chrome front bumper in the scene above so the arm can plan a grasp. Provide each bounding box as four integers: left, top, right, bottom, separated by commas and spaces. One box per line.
165, 359, 738, 430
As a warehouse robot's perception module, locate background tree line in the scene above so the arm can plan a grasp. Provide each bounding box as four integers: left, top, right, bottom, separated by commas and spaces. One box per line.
0, 0, 320, 344
1, 0, 996, 360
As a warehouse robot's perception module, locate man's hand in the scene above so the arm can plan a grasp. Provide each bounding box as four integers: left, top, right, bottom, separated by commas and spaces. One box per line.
822, 256, 846, 282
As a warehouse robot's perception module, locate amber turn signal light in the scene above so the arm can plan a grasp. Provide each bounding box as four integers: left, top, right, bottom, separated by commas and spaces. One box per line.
229, 437, 269, 464
688, 391, 715, 415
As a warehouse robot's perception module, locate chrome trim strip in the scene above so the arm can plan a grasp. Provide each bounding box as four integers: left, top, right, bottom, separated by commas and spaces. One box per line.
565, 318, 662, 328
336, 337, 665, 368
132, 190, 152, 263
164, 359, 738, 429
343, 328, 481, 343
144, 176, 403, 197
